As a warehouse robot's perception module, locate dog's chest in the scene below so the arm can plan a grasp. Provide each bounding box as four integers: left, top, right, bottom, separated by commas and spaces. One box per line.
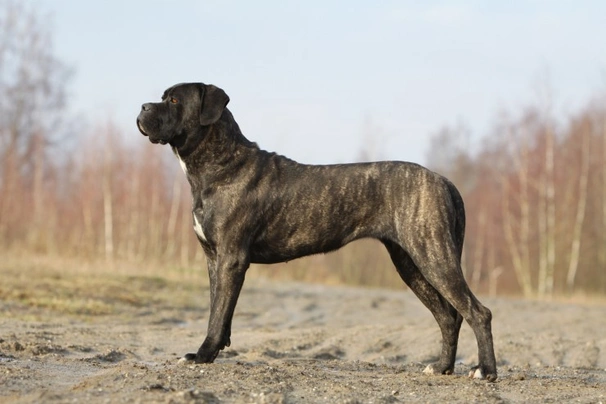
172, 147, 188, 175
193, 213, 206, 241
173, 148, 206, 241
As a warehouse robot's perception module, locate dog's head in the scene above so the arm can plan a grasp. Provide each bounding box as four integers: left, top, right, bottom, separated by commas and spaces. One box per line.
137, 83, 230, 145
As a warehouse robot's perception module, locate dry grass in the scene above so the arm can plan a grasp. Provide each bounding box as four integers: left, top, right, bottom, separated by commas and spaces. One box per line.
0, 241, 405, 324
2, 251, 605, 327
0, 254, 205, 320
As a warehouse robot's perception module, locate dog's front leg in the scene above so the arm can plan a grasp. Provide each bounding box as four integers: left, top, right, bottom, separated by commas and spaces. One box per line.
185, 252, 248, 363
206, 257, 218, 325
205, 256, 233, 350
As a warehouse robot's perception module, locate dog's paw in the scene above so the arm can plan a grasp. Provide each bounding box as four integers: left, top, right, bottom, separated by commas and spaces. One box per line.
469, 367, 483, 379
190, 348, 219, 364
178, 353, 197, 365
422, 364, 436, 374
468, 365, 497, 382
422, 362, 453, 375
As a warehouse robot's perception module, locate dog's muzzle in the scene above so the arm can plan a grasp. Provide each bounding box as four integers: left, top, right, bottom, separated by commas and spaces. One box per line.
136, 119, 147, 136
137, 119, 168, 145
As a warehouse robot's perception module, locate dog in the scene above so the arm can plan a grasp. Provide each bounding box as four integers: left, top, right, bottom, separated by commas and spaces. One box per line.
137, 83, 497, 381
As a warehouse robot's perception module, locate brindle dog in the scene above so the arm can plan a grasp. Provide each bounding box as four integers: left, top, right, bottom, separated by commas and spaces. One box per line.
137, 83, 497, 381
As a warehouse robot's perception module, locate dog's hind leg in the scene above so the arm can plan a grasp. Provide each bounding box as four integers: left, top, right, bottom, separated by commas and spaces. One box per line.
383, 239, 463, 376
405, 236, 497, 382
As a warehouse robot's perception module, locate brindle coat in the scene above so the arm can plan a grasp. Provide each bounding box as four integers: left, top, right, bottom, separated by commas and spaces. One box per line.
136, 83, 497, 381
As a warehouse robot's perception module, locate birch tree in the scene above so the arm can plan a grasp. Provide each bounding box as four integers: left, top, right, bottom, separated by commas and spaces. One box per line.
501, 121, 534, 297
0, 1, 71, 247
565, 118, 591, 291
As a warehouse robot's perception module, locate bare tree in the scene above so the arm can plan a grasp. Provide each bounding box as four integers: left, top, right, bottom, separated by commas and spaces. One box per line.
542, 123, 557, 297
102, 128, 115, 262
470, 206, 486, 290
0, 1, 71, 247
502, 179, 533, 297
533, 78, 557, 298
501, 120, 534, 297
165, 171, 183, 259
565, 117, 591, 291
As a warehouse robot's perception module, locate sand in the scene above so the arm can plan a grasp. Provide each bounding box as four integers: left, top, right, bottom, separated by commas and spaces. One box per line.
1, 274, 605, 403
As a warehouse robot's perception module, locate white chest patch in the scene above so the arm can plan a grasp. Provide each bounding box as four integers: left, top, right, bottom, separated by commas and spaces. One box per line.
177, 154, 188, 175
193, 214, 206, 242
172, 147, 188, 175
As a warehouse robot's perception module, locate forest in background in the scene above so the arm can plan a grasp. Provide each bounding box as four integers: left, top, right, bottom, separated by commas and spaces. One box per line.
426, 92, 606, 297
1, 2, 605, 297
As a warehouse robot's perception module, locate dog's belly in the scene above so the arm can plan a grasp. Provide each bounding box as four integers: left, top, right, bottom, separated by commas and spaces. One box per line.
248, 206, 379, 264
248, 232, 357, 264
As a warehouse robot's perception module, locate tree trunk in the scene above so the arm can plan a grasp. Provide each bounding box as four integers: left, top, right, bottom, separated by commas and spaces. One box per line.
165, 173, 182, 259
538, 126, 556, 298
502, 180, 533, 297
30, 132, 45, 249
501, 126, 534, 297
180, 197, 191, 268
125, 165, 141, 260
566, 125, 590, 291
102, 142, 114, 262
471, 207, 485, 291
544, 126, 556, 297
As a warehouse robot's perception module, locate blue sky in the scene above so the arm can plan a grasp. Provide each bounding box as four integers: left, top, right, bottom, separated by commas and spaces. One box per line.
36, 0, 606, 164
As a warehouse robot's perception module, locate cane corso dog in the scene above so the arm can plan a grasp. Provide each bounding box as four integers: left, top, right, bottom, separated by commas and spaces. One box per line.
136, 83, 497, 381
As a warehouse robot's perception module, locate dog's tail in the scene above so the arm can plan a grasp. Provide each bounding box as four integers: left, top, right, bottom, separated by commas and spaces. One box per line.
445, 179, 466, 260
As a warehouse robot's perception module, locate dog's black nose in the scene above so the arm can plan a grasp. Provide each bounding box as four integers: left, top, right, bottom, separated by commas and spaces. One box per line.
141, 103, 152, 112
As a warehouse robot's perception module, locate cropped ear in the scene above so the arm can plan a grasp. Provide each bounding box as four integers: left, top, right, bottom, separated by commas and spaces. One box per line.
199, 84, 230, 126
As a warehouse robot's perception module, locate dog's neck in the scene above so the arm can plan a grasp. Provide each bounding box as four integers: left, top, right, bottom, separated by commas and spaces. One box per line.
171, 108, 259, 183
172, 146, 189, 175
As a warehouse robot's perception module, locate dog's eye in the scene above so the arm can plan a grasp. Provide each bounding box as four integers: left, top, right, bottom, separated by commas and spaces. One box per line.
170, 97, 178, 104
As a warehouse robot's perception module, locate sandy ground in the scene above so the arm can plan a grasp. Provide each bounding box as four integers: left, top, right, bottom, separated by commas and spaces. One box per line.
1, 266, 605, 403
